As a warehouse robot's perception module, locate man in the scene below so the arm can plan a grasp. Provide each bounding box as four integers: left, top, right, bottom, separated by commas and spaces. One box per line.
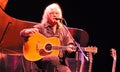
20, 3, 76, 72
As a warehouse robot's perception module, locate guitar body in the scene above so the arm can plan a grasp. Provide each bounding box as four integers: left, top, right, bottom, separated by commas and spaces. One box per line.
23, 33, 60, 61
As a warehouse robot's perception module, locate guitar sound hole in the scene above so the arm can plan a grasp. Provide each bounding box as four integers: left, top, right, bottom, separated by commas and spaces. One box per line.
45, 44, 52, 51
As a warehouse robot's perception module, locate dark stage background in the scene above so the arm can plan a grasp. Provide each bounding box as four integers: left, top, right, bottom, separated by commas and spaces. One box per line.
4, 0, 120, 72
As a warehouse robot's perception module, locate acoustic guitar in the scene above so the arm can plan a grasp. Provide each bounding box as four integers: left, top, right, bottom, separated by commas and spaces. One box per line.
23, 33, 98, 61
110, 48, 117, 72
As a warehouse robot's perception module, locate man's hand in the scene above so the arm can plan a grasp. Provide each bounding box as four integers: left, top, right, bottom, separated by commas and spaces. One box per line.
23, 28, 39, 36
67, 44, 76, 53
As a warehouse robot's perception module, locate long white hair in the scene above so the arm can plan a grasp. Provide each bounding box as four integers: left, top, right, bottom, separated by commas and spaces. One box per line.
40, 3, 62, 24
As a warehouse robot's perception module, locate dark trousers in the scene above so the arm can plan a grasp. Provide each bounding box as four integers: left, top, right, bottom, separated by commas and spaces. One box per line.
35, 56, 71, 72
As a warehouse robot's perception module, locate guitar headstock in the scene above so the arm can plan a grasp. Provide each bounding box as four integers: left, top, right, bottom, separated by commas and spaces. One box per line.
110, 48, 117, 60
84, 46, 98, 54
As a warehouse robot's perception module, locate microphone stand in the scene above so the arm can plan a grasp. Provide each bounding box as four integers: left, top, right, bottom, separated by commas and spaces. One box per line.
62, 18, 88, 72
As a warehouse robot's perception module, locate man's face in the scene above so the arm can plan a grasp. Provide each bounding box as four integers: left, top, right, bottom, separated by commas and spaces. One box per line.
48, 8, 61, 26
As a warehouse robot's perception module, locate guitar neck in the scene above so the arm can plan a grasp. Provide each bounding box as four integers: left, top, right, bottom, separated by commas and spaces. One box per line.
88, 52, 93, 72
110, 48, 117, 72
88, 62, 92, 72
52, 46, 97, 53
52, 46, 76, 50
112, 59, 117, 72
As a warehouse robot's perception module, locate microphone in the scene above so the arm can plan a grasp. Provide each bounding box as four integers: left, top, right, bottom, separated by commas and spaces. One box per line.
54, 17, 68, 26
54, 18, 64, 20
